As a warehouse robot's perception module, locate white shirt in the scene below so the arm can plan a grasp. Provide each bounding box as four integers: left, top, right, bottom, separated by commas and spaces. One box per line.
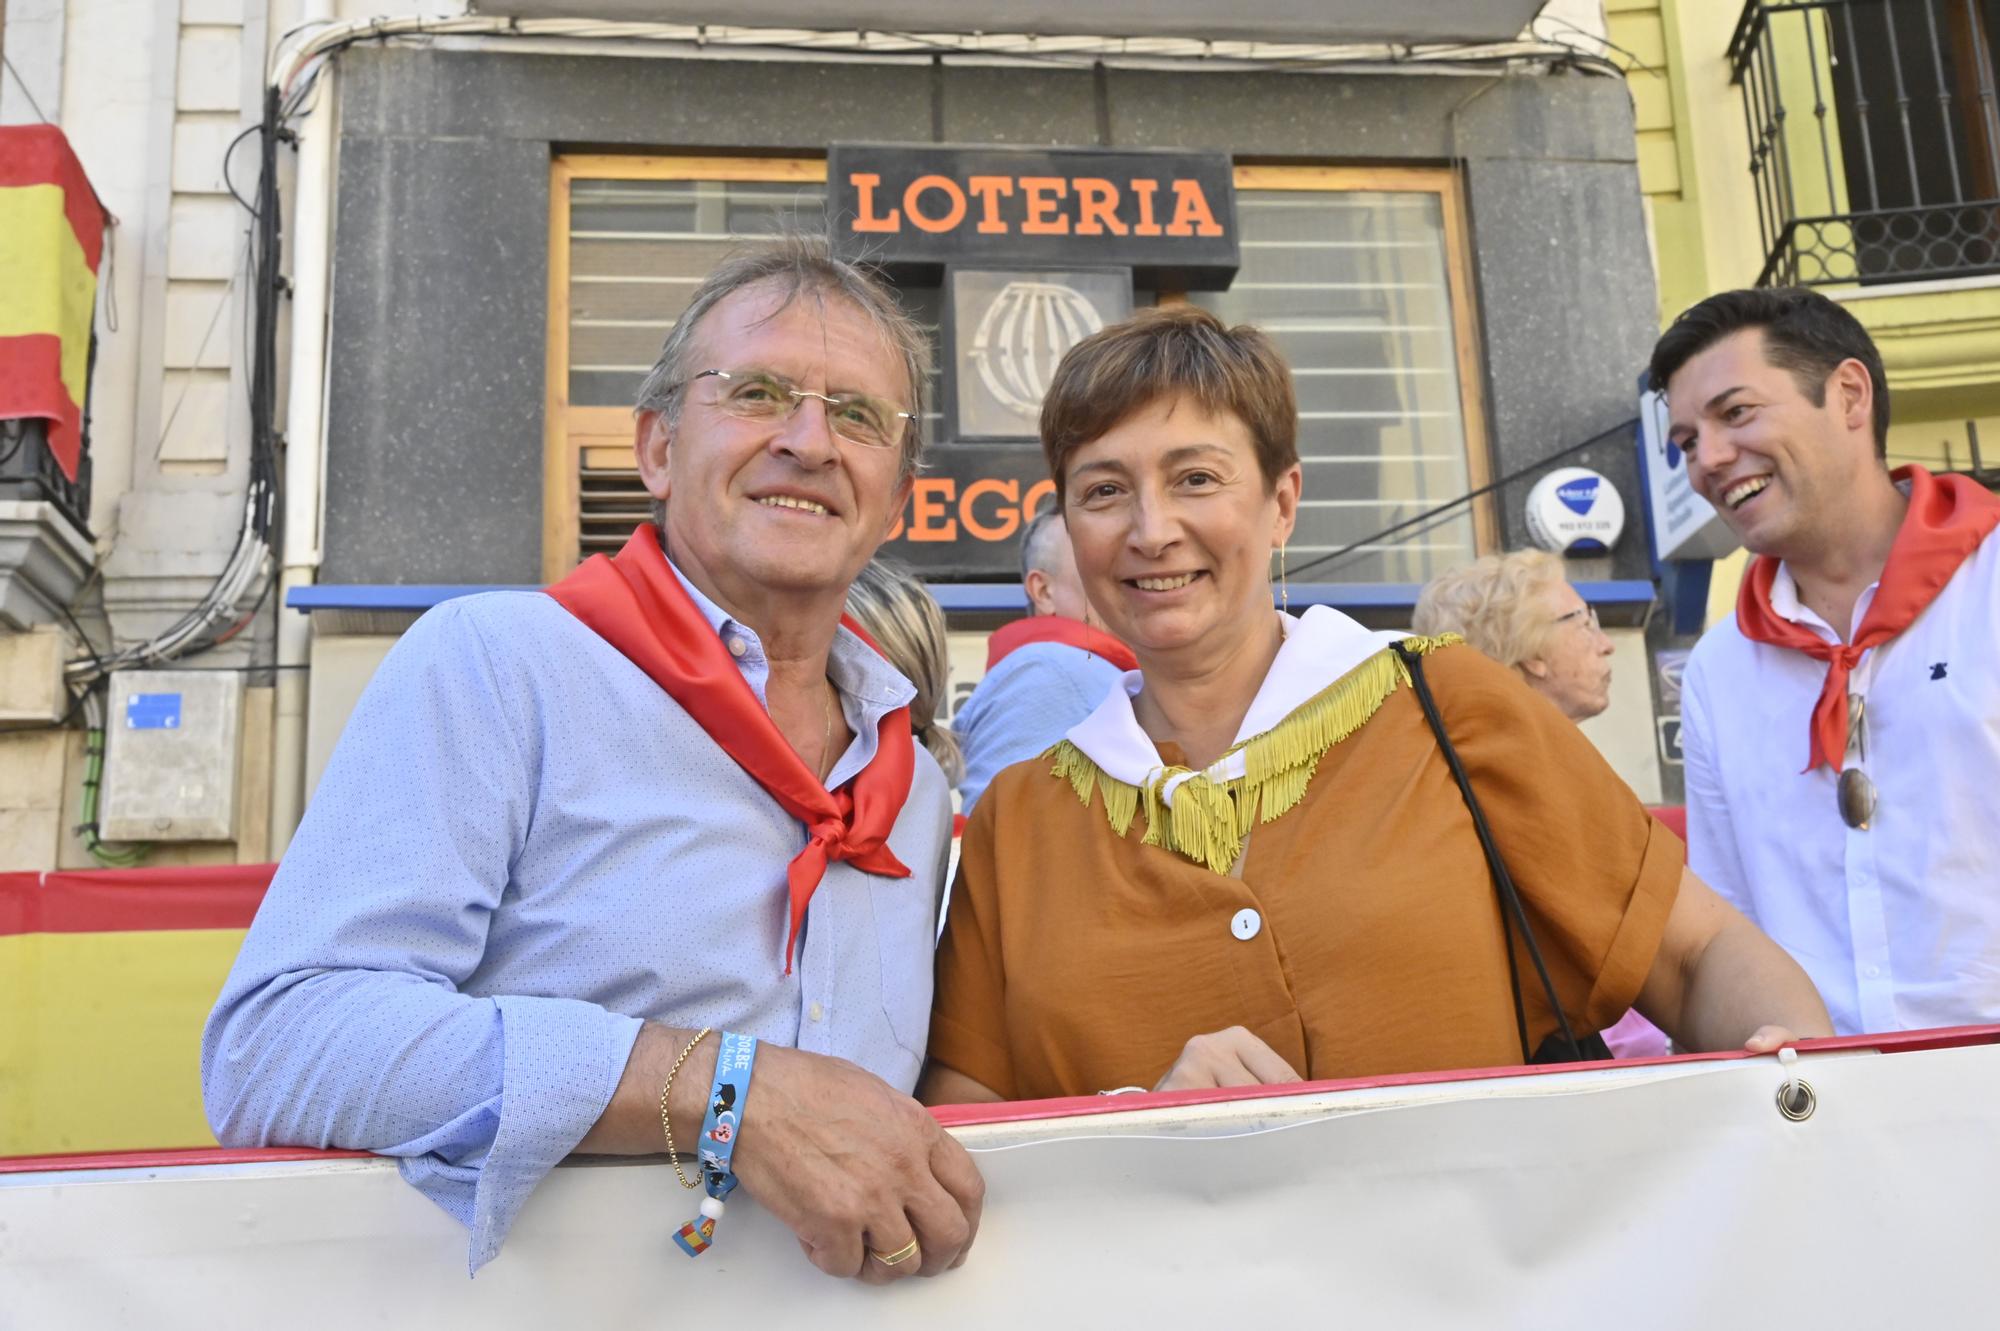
1682, 531, 2000, 1035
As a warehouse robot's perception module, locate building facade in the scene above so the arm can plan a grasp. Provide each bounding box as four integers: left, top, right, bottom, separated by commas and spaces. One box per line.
2, 0, 1680, 881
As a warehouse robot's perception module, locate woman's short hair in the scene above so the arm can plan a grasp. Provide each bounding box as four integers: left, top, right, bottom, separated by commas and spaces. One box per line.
844, 559, 965, 786
1412, 549, 1568, 670
1039, 305, 1299, 500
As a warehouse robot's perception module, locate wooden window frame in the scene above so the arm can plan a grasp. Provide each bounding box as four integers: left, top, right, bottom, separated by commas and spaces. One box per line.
1226, 163, 1499, 564
544, 155, 1493, 579
543, 154, 829, 580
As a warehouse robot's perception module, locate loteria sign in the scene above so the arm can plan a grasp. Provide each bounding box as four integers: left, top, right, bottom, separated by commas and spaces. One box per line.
828, 144, 1240, 289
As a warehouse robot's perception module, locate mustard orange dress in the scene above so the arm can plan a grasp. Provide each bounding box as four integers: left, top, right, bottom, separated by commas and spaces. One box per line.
930, 610, 1682, 1101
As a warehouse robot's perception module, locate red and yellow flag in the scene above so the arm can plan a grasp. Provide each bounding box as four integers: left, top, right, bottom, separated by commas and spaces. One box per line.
0, 126, 110, 482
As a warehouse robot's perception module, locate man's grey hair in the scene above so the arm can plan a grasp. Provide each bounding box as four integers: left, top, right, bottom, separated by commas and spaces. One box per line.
1018, 498, 1066, 584
634, 233, 931, 487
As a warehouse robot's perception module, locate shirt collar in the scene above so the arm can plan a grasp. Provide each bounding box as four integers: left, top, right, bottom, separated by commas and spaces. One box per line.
1771, 562, 1882, 639
661, 551, 914, 714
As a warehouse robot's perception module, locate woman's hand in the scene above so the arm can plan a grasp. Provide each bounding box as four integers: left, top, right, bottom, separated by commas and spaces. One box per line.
1152, 1026, 1303, 1091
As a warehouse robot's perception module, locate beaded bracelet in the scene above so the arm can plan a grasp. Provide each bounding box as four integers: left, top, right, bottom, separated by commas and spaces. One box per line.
658, 1026, 712, 1191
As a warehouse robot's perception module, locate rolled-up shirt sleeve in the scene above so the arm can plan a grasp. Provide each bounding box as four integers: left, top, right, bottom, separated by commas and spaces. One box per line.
200, 603, 642, 1273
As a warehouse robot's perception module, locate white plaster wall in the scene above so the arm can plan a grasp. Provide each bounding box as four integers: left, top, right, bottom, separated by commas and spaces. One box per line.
1576, 626, 1664, 804
304, 633, 397, 803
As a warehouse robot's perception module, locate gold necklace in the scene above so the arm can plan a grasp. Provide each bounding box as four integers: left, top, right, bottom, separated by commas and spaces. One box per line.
817, 679, 836, 784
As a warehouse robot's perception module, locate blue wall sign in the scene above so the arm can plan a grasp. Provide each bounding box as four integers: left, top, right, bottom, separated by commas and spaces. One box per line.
126, 693, 183, 730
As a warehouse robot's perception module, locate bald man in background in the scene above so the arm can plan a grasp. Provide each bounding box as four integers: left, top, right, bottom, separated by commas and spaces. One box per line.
953, 505, 1136, 811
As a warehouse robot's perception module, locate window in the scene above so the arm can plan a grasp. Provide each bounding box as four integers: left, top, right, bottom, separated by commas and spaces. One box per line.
1191, 166, 1492, 584
545, 156, 1492, 584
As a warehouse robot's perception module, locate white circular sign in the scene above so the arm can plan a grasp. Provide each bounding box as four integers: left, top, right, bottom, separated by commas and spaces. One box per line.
1525, 467, 1625, 556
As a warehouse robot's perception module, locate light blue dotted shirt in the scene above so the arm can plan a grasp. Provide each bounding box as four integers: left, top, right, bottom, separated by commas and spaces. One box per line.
201, 563, 951, 1273
954, 641, 1127, 812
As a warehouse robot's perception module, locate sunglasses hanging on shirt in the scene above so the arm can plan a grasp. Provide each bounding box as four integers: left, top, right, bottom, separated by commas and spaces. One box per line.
1838, 693, 1877, 831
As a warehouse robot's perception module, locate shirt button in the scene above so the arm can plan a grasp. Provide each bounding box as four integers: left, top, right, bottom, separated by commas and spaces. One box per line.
1864, 965, 1882, 979
809, 1001, 825, 1021
727, 636, 748, 658
1231, 908, 1261, 941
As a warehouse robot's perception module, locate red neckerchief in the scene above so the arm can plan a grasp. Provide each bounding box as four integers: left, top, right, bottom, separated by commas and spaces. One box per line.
546, 525, 914, 972
985, 614, 1139, 673
1736, 465, 2000, 773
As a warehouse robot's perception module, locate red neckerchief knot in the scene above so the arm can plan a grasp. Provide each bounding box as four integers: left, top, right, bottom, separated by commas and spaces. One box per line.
1735, 465, 2000, 773
985, 613, 1139, 672
546, 525, 914, 971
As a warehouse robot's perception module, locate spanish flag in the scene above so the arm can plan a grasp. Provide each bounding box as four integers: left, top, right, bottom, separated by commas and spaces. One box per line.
0, 125, 109, 483
0, 864, 268, 1155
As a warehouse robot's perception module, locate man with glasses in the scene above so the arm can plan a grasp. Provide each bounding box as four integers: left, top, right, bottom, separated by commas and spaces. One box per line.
204, 238, 983, 1280
1652, 287, 2000, 1037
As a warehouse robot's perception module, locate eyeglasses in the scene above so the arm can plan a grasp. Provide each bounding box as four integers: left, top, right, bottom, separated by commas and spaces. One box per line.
1553, 605, 1601, 631
1838, 692, 1877, 831
681, 368, 914, 452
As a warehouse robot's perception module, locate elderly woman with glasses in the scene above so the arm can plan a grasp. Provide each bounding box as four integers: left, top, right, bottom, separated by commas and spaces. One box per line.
919, 307, 1830, 1103
1413, 549, 1617, 723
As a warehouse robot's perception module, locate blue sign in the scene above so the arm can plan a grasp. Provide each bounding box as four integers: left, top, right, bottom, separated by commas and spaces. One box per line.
1557, 477, 1602, 514
126, 693, 183, 730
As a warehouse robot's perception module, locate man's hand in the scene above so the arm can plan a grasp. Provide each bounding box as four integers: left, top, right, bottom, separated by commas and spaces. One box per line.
1742, 1025, 1799, 1053
1152, 1026, 1303, 1092
729, 1043, 985, 1284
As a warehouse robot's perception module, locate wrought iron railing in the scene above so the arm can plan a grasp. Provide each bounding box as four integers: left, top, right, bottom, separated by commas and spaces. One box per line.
1730, 0, 2000, 286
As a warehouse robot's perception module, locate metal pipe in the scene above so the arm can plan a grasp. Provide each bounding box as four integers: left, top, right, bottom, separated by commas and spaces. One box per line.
1803, 8, 1840, 213
268, 0, 337, 858
1922, 0, 1965, 201
1882, 0, 1923, 206
1841, 0, 1883, 210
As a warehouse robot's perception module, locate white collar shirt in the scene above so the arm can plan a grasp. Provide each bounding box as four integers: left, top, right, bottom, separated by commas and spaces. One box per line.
1680, 532, 2000, 1035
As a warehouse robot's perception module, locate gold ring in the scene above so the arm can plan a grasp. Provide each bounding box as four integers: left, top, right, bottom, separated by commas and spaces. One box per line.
869, 1238, 921, 1267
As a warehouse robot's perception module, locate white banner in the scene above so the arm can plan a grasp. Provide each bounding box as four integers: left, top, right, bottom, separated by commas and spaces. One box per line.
4, 1037, 1997, 1328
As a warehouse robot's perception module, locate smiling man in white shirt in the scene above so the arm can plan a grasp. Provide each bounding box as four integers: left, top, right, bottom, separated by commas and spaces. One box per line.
1652, 287, 2000, 1036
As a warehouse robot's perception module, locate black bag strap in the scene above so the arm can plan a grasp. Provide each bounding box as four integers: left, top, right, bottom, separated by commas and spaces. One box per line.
1391, 640, 1590, 1064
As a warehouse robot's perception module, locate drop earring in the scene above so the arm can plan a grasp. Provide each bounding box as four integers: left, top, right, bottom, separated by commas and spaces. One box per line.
1279, 542, 1290, 614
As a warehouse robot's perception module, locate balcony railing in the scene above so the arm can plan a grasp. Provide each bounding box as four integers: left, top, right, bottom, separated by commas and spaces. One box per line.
1730, 0, 2000, 286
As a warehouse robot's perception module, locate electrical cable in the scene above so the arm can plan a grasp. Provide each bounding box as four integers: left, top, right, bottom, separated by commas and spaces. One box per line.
1287, 416, 1640, 581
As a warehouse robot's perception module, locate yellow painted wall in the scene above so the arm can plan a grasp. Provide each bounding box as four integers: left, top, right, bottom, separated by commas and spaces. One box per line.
0, 929, 241, 1155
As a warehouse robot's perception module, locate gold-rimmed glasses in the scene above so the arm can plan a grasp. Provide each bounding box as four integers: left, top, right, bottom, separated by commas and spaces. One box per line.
1552, 604, 1602, 631
1838, 692, 1877, 831
683, 367, 914, 452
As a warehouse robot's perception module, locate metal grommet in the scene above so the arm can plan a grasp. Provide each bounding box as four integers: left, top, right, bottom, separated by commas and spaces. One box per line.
1775, 1079, 1816, 1121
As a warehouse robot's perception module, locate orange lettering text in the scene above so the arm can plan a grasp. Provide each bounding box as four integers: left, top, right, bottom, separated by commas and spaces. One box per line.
1019, 177, 1071, 235
907, 478, 958, 542
1021, 479, 1057, 525
961, 478, 1021, 541
966, 176, 1015, 234
1073, 178, 1127, 237
903, 175, 967, 234
1130, 179, 1163, 236
851, 173, 900, 232
1166, 179, 1224, 237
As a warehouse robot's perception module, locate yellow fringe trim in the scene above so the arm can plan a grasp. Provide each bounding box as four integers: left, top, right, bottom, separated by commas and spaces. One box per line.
1048, 635, 1461, 875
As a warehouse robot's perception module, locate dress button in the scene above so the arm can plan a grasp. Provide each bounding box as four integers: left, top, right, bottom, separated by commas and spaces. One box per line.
727, 636, 748, 658
809, 1001, 825, 1022
1231, 908, 1261, 941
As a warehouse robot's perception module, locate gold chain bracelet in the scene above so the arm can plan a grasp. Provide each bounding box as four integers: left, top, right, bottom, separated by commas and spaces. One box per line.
659, 1026, 713, 1190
